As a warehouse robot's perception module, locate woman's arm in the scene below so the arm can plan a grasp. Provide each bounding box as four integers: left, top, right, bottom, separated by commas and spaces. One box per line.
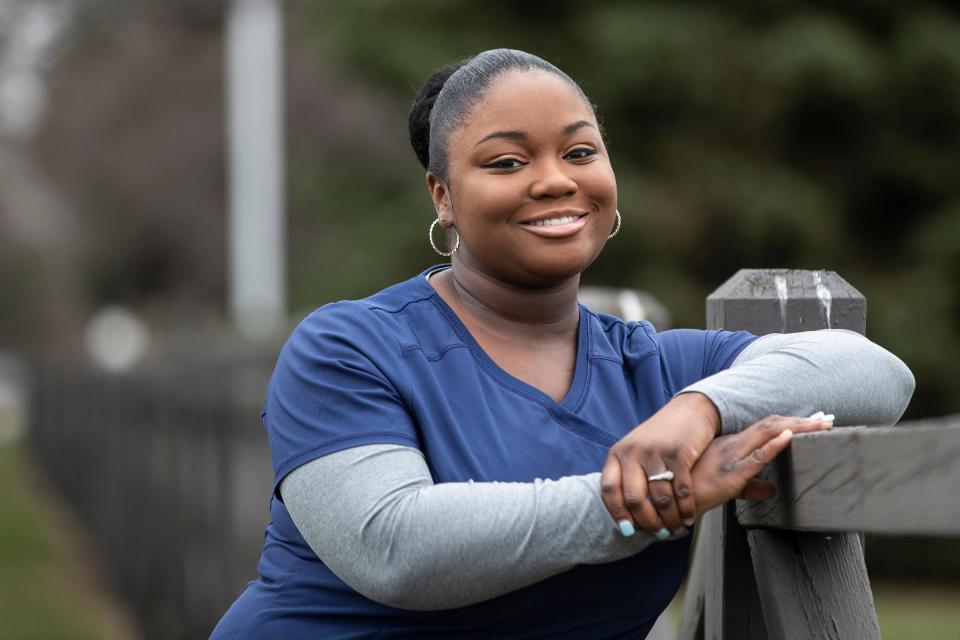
601, 329, 915, 534
683, 329, 916, 434
282, 444, 655, 611
281, 416, 815, 611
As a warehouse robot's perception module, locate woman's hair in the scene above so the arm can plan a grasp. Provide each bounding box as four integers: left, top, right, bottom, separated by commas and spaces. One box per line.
408, 49, 593, 182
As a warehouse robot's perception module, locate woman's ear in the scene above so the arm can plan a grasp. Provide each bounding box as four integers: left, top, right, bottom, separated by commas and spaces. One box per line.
426, 172, 453, 226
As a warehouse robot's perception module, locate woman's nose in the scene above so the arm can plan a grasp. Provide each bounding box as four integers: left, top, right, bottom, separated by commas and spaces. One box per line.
529, 160, 578, 199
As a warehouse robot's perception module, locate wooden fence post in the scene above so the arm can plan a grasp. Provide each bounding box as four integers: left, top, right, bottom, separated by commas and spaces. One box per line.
678, 269, 882, 640
677, 502, 767, 639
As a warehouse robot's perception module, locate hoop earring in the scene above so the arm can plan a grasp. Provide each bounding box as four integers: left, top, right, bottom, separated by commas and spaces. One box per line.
608, 210, 622, 239
429, 218, 460, 257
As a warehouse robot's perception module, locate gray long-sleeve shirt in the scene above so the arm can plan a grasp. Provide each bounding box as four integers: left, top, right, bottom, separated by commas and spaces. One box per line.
281, 329, 914, 610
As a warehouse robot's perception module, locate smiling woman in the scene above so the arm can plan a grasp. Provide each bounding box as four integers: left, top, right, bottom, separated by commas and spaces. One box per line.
210, 49, 914, 639
428, 60, 616, 289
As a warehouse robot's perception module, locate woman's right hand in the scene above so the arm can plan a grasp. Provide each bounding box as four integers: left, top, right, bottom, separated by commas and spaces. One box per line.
689, 415, 829, 514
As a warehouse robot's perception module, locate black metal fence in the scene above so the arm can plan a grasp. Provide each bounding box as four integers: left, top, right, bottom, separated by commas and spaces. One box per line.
29, 352, 275, 640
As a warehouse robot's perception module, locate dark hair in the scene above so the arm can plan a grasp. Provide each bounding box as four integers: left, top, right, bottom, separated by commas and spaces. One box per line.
407, 48, 593, 182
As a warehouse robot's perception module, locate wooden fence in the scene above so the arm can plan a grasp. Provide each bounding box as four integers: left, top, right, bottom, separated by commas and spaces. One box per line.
677, 269, 960, 640
25, 269, 960, 639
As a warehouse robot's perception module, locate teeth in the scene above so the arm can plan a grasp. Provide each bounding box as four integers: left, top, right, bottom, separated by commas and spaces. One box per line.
530, 215, 580, 226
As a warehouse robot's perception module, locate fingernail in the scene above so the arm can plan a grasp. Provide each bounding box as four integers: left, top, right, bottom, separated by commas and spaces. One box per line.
808, 411, 825, 420
618, 520, 636, 537
655, 528, 671, 540
673, 527, 688, 536
821, 414, 835, 423
683, 518, 695, 527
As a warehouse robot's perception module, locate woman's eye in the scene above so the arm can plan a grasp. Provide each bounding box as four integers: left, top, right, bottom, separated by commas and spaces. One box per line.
482, 157, 525, 169
565, 147, 598, 161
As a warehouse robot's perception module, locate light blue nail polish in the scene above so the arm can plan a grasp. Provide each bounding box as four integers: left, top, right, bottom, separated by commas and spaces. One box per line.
655, 528, 671, 540
617, 520, 636, 537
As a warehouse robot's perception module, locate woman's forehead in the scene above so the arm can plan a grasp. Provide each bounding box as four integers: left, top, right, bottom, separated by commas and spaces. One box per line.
460, 70, 596, 140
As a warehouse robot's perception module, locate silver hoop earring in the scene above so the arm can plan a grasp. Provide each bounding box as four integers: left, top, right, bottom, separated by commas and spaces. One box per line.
429, 218, 460, 257
608, 210, 622, 239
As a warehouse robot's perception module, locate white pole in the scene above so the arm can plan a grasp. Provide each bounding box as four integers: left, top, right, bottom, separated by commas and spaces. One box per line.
226, 0, 286, 338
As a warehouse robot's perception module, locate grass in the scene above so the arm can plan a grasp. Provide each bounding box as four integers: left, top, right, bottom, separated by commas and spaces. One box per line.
0, 441, 136, 640
873, 580, 960, 640
667, 580, 960, 638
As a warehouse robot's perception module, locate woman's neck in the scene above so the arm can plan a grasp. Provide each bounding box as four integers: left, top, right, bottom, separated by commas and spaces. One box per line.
433, 261, 581, 340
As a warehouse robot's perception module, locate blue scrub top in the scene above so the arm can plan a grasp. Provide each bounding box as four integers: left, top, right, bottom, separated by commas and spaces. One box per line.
212, 267, 755, 639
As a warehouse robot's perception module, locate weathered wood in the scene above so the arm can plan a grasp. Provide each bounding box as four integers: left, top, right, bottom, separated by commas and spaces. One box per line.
704, 503, 765, 640
749, 531, 881, 640
736, 421, 960, 534
690, 269, 881, 640
677, 520, 707, 640
707, 269, 865, 335
688, 504, 768, 639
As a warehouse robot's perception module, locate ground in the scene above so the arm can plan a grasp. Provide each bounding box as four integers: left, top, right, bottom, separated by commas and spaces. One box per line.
0, 441, 140, 640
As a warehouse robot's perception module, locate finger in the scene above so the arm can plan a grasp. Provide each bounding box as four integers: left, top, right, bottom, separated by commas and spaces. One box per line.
644, 450, 683, 530
647, 465, 683, 531
738, 478, 776, 501
807, 410, 836, 424
600, 455, 637, 537
792, 411, 834, 433
669, 459, 697, 527
620, 456, 668, 537
736, 429, 794, 479
734, 415, 814, 458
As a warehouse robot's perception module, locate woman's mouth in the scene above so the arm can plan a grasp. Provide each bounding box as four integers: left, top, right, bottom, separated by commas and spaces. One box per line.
519, 213, 588, 238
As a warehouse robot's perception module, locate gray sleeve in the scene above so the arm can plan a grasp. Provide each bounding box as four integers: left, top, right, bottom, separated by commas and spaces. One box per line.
682, 329, 915, 435
280, 444, 670, 611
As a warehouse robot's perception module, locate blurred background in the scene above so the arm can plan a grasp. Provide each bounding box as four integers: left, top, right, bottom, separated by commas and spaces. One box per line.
0, 0, 958, 638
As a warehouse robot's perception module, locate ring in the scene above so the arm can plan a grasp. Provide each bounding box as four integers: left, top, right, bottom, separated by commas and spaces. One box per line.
647, 470, 675, 482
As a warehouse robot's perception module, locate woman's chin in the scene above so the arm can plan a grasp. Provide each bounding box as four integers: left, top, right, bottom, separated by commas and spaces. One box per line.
517, 250, 602, 286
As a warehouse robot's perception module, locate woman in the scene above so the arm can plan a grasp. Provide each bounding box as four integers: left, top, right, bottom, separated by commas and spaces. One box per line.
211, 49, 913, 639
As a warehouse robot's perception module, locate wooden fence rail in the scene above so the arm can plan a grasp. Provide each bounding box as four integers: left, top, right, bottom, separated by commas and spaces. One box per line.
737, 422, 960, 535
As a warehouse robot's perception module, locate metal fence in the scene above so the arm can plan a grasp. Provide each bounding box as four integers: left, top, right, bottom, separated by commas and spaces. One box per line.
30, 353, 275, 640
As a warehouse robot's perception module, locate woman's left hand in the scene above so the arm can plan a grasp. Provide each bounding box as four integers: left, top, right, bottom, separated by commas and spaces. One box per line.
600, 393, 720, 534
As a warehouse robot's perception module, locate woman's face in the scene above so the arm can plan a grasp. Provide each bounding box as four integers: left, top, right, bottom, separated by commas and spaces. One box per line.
429, 70, 617, 286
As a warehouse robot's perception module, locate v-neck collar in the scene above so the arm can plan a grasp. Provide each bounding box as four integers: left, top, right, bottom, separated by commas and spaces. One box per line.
418, 265, 591, 413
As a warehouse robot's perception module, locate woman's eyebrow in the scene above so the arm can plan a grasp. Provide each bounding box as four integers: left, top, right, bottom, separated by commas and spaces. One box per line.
475, 130, 526, 146
563, 120, 595, 135
474, 121, 596, 147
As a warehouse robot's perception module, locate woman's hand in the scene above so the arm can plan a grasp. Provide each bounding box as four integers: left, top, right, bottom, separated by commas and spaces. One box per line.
602, 404, 833, 537
689, 415, 829, 514
600, 393, 721, 536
